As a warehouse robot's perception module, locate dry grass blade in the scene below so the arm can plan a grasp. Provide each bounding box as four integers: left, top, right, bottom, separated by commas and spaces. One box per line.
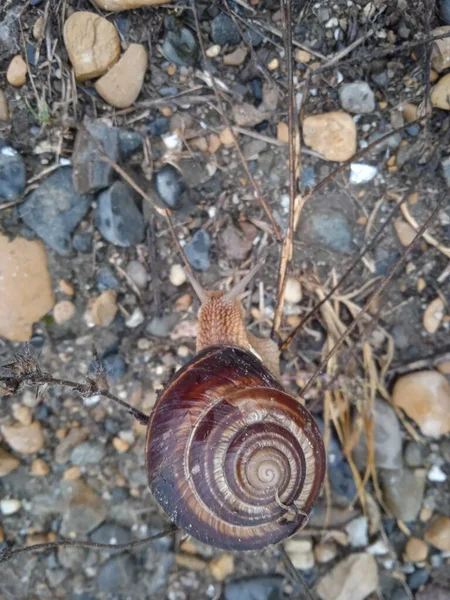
272, 0, 300, 336
298, 191, 449, 401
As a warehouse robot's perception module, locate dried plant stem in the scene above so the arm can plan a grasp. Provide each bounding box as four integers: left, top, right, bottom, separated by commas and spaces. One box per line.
272, 0, 299, 336
0, 525, 178, 565
299, 192, 449, 401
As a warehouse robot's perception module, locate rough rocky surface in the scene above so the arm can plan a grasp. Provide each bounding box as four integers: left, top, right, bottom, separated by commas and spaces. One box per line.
0, 1, 449, 599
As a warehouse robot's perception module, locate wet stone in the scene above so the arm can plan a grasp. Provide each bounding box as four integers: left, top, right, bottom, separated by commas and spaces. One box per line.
184, 229, 211, 271
211, 14, 241, 46
162, 27, 199, 66
224, 575, 284, 600
155, 164, 186, 209
95, 181, 145, 247
72, 119, 120, 194
18, 167, 91, 256
0, 142, 26, 202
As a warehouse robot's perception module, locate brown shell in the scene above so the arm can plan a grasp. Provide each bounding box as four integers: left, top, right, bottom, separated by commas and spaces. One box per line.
145, 345, 326, 551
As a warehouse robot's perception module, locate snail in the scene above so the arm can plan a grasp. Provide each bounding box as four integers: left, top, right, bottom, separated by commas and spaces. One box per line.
146, 262, 326, 550
0, 262, 325, 565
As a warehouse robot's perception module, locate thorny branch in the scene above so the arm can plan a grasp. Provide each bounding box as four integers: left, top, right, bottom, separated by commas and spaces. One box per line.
0, 348, 149, 425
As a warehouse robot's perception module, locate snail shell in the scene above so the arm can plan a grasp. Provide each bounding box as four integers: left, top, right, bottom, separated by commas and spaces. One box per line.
145, 344, 326, 551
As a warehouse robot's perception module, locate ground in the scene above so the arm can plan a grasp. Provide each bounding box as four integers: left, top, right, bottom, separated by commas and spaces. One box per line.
0, 0, 449, 599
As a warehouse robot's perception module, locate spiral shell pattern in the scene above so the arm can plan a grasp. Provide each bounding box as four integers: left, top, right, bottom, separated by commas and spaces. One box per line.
146, 346, 326, 550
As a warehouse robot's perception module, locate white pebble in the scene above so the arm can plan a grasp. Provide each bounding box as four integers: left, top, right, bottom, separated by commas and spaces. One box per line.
350, 163, 378, 184
367, 538, 389, 555
345, 516, 369, 547
170, 264, 187, 287
284, 277, 302, 304
125, 307, 145, 328
428, 464, 447, 482
206, 44, 221, 58
1, 499, 22, 515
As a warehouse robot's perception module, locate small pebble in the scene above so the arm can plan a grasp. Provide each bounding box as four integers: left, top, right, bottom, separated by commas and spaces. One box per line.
314, 542, 337, 563
350, 163, 377, 184
284, 538, 315, 570
425, 515, 450, 551
170, 264, 187, 287
184, 229, 211, 272
31, 458, 50, 476
210, 554, 235, 581
12, 404, 32, 426
125, 307, 145, 328
345, 517, 369, 548
404, 537, 429, 562
64, 466, 82, 480
0, 90, 9, 121
0, 448, 20, 477
284, 277, 302, 304
85, 291, 118, 328
126, 260, 148, 289
427, 464, 447, 482
1, 421, 45, 454
6, 55, 27, 87
53, 300, 76, 324
0, 499, 22, 515
206, 44, 221, 58
112, 437, 130, 453
0, 143, 26, 202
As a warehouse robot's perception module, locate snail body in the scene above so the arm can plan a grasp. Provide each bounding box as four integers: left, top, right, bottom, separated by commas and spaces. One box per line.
146, 268, 326, 551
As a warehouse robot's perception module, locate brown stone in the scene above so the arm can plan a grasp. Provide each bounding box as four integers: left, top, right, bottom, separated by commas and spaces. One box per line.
0, 448, 20, 477
432, 26, 450, 72
303, 111, 357, 161
1, 421, 45, 455
392, 370, 450, 437
210, 554, 235, 580
6, 55, 27, 87
423, 297, 445, 334
316, 553, 378, 600
31, 458, 50, 476
0, 235, 54, 342
394, 219, 417, 247
431, 73, 450, 110
63, 11, 121, 82
424, 516, 450, 551
404, 537, 429, 562
85, 290, 118, 327
94, 44, 147, 108
94, 0, 170, 9
0, 89, 9, 121
277, 121, 289, 143
33, 16, 46, 41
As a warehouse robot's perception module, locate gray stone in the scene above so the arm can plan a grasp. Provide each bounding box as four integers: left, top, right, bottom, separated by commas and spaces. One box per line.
380, 467, 427, 521
0, 6, 20, 60
345, 516, 369, 547
162, 28, 199, 66
73, 232, 93, 253
352, 399, 403, 471
211, 14, 241, 46
155, 164, 186, 209
299, 208, 353, 253
440, 0, 450, 25
224, 576, 284, 600
147, 116, 169, 136
184, 229, 211, 271
118, 129, 142, 160
147, 314, 179, 337
72, 120, 120, 194
339, 81, 376, 114
18, 167, 91, 255
70, 442, 105, 466
95, 181, 145, 247
441, 156, 450, 188
404, 441, 429, 468
101, 353, 127, 382
0, 143, 26, 202
60, 480, 108, 536
58, 546, 86, 570
126, 260, 148, 289
96, 267, 120, 292
96, 554, 136, 593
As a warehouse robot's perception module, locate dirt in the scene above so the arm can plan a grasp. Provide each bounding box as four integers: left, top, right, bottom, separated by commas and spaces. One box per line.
0, 0, 450, 599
